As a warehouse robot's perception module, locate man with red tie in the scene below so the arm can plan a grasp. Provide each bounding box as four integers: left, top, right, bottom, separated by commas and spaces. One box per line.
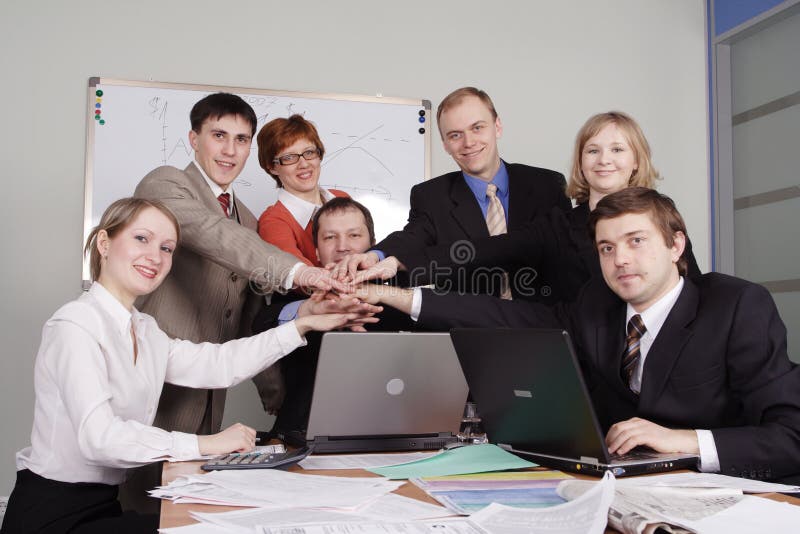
125, 93, 350, 511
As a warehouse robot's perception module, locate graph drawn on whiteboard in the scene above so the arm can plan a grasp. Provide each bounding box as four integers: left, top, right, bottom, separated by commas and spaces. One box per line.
84, 78, 431, 283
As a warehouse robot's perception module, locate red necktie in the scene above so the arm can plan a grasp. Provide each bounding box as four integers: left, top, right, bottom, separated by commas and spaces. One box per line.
218, 193, 231, 217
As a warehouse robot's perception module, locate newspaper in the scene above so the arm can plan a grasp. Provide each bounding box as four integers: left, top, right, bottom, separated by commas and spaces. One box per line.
468, 471, 615, 534
558, 480, 742, 534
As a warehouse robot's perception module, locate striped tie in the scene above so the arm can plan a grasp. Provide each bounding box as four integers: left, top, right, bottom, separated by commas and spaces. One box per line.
218, 193, 231, 217
621, 314, 646, 391
485, 183, 512, 300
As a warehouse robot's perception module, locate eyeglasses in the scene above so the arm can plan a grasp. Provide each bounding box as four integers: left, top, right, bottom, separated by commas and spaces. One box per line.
272, 148, 321, 166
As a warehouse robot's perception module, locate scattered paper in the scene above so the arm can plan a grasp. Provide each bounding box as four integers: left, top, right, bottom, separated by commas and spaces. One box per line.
192, 507, 376, 530
356, 492, 454, 520
686, 494, 800, 533
189, 493, 452, 530
158, 522, 234, 533
257, 519, 484, 534
617, 471, 800, 494
412, 471, 573, 515
469, 471, 615, 534
152, 469, 402, 509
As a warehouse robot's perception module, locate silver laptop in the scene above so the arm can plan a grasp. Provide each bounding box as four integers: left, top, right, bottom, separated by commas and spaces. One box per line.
298, 332, 468, 453
449, 328, 699, 477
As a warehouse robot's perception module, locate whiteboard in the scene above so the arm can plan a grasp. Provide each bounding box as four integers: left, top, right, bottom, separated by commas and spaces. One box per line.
83, 78, 431, 282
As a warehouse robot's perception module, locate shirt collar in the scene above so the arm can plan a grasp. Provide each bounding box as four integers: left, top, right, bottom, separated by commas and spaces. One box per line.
88, 282, 136, 337
278, 188, 337, 229
462, 161, 509, 199
626, 276, 685, 340
193, 160, 235, 206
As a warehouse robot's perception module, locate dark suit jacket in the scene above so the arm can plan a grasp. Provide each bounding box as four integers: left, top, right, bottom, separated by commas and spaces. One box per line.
403, 203, 702, 304
417, 274, 800, 481
377, 162, 570, 300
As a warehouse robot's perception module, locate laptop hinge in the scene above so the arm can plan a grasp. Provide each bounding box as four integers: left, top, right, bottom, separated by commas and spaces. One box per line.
497, 443, 513, 452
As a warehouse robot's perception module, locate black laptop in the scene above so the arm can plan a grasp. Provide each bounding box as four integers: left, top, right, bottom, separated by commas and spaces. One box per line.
278, 332, 469, 453
449, 328, 699, 477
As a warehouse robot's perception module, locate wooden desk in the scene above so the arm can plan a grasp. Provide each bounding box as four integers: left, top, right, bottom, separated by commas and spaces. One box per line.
160, 461, 800, 531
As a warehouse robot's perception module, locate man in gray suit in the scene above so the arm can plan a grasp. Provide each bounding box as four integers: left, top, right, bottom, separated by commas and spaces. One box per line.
123, 93, 350, 511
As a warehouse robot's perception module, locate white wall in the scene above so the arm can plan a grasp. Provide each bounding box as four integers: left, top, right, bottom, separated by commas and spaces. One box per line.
0, 0, 709, 493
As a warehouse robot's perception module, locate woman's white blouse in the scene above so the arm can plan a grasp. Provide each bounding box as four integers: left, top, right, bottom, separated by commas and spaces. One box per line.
16, 282, 304, 485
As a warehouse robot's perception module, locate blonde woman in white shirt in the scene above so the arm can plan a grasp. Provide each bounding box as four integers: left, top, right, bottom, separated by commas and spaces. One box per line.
1, 198, 352, 534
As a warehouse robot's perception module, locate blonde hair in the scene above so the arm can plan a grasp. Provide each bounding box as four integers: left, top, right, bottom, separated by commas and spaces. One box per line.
84, 198, 180, 281
566, 111, 660, 204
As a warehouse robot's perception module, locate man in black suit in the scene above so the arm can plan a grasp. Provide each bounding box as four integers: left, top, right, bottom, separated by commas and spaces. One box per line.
355, 188, 800, 482
332, 87, 570, 301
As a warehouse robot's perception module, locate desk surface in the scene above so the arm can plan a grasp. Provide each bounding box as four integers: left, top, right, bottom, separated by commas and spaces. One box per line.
160, 461, 800, 531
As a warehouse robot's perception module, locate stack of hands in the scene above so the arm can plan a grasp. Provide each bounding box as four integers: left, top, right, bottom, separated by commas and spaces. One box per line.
293, 253, 404, 332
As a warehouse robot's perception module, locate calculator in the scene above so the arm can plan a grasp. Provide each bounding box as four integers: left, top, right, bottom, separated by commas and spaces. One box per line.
201, 446, 312, 471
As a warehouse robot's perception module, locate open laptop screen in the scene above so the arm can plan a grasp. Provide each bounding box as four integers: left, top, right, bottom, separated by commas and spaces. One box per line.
305, 332, 468, 452
450, 328, 609, 462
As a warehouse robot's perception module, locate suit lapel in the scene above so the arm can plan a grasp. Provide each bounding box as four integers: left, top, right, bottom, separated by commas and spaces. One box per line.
594, 301, 635, 399
639, 280, 698, 407
449, 173, 490, 238
185, 162, 258, 230
184, 162, 224, 215
234, 195, 257, 230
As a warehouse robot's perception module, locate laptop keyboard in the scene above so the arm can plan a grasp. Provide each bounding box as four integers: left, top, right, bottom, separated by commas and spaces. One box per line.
611, 449, 660, 462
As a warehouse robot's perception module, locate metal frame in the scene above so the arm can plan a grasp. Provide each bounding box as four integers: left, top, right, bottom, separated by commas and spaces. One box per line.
710, 0, 800, 276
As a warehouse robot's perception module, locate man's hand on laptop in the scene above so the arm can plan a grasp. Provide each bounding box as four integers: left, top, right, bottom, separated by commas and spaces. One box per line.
605, 417, 700, 456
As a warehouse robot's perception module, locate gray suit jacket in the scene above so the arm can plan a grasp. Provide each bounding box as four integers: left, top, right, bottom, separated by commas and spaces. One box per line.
134, 162, 299, 434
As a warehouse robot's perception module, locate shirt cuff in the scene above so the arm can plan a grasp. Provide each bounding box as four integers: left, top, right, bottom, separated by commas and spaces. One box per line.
371, 249, 386, 261
278, 300, 304, 325
276, 321, 308, 352
410, 287, 423, 321
695, 429, 721, 472
283, 262, 304, 290
171, 431, 201, 460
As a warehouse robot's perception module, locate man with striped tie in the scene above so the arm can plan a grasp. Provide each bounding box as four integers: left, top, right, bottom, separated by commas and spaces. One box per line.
330, 87, 570, 301
354, 187, 800, 483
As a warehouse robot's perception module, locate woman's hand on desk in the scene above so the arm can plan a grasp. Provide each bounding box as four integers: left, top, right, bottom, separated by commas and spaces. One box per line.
198, 422, 258, 455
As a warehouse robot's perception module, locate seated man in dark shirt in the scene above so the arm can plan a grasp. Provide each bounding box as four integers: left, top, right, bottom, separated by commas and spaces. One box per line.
253, 197, 413, 436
